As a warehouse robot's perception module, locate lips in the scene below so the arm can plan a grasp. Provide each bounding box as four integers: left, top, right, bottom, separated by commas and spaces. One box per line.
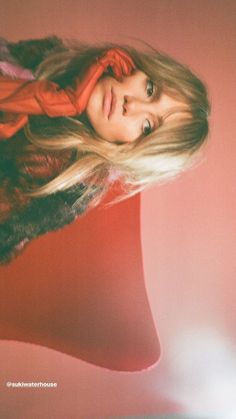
103, 88, 116, 119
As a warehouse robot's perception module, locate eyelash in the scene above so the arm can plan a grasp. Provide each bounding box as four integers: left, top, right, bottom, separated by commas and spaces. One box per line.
143, 120, 152, 136
146, 79, 155, 97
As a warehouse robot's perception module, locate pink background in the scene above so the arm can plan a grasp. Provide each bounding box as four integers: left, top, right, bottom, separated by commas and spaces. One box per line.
0, 1, 236, 418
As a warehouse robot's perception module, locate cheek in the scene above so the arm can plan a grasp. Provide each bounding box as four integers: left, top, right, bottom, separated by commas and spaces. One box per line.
118, 118, 141, 143
104, 114, 141, 143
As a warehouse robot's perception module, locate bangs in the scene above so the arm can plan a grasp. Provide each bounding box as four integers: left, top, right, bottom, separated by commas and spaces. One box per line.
135, 114, 208, 157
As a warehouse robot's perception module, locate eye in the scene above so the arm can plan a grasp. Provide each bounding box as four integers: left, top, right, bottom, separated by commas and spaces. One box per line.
143, 119, 152, 136
146, 79, 155, 97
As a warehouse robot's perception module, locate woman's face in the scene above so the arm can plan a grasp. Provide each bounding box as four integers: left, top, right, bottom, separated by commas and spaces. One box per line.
85, 70, 189, 143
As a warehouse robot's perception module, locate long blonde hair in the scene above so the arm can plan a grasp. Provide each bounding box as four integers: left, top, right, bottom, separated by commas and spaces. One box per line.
24, 41, 210, 209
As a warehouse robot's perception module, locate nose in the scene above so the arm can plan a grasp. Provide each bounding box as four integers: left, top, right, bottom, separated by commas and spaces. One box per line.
123, 95, 148, 116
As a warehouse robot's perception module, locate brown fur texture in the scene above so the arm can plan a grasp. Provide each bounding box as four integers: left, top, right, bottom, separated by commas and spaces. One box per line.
0, 37, 96, 264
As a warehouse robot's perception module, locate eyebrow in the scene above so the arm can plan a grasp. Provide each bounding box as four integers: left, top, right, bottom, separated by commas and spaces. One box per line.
162, 106, 192, 122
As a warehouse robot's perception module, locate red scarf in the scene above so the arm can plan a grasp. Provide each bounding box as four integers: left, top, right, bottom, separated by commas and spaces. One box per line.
0, 48, 135, 139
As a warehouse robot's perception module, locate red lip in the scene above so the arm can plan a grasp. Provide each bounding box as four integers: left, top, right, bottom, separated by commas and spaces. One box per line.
103, 88, 116, 120
103, 89, 112, 119
108, 88, 116, 119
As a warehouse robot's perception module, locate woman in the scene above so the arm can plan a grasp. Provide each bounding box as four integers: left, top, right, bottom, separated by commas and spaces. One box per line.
0, 36, 210, 263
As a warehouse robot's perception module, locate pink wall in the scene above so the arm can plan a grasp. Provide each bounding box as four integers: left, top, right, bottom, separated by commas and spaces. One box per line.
0, 1, 236, 418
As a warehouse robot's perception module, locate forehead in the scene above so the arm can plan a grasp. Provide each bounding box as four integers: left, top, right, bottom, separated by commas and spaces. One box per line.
147, 88, 191, 124
158, 101, 191, 124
